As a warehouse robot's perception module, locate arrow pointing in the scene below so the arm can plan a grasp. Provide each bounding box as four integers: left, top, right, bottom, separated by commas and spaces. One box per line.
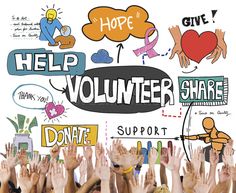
116, 43, 124, 63
111, 136, 179, 140
49, 79, 66, 94
182, 66, 198, 74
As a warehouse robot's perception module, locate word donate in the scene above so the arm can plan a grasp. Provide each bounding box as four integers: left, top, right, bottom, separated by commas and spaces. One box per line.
41, 124, 98, 147
178, 76, 228, 106
13, 84, 53, 110
64, 66, 174, 113
82, 5, 155, 42
7, 48, 86, 76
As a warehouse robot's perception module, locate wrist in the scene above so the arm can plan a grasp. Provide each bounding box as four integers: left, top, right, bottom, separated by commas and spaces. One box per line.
66, 169, 74, 174
20, 189, 31, 193
210, 163, 217, 168
53, 189, 64, 193
169, 27, 182, 43
101, 179, 110, 183
171, 170, 180, 176
40, 173, 46, 177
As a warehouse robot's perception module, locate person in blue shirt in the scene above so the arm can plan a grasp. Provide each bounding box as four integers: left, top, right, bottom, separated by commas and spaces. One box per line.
39, 9, 62, 45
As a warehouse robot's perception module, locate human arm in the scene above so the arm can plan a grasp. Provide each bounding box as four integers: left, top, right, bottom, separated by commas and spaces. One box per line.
0, 160, 11, 193
75, 175, 100, 193
63, 143, 83, 193
51, 162, 68, 193
110, 169, 118, 193
212, 165, 231, 193
169, 25, 190, 68
83, 145, 94, 180
231, 164, 236, 193
194, 173, 213, 193
95, 155, 110, 193
209, 149, 219, 193
161, 146, 184, 193
45, 167, 53, 193
37, 156, 50, 193
144, 168, 156, 193
79, 159, 86, 185
148, 147, 158, 170
5, 143, 18, 186
223, 140, 234, 167
160, 147, 168, 185
17, 166, 39, 193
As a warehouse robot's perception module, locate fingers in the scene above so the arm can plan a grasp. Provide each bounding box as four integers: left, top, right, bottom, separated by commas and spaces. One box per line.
183, 167, 186, 175
222, 44, 227, 58
178, 54, 184, 68
206, 50, 216, 60
169, 48, 177, 59
211, 50, 221, 64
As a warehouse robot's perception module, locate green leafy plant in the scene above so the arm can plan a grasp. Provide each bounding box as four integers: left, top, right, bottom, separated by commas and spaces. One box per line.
7, 114, 38, 134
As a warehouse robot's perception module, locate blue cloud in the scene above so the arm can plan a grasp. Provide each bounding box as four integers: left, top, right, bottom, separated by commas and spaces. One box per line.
91, 49, 113, 64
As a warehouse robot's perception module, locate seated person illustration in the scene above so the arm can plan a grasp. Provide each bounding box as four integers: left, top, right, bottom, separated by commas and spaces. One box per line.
49, 25, 76, 49
39, 8, 62, 46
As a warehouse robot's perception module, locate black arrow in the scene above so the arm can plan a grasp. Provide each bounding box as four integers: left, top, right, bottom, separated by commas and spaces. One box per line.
111, 136, 179, 140
49, 79, 66, 94
116, 43, 124, 63
182, 66, 198, 74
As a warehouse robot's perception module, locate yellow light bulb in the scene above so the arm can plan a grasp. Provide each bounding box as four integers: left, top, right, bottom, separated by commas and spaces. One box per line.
46, 9, 57, 22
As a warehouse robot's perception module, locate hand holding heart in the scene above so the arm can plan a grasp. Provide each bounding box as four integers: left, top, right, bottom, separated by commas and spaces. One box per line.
169, 26, 227, 67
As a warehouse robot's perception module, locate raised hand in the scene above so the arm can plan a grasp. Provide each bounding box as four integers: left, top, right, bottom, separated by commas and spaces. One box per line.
218, 165, 231, 183
223, 140, 234, 167
29, 151, 40, 170
194, 173, 213, 193
50, 144, 61, 160
79, 159, 87, 184
17, 166, 39, 193
160, 147, 169, 164
95, 142, 105, 160
210, 149, 219, 166
62, 143, 83, 170
190, 146, 202, 175
17, 149, 28, 167
51, 162, 68, 193
148, 147, 158, 168
38, 156, 50, 175
230, 164, 236, 181
95, 156, 110, 181
0, 160, 11, 183
5, 143, 18, 169
161, 146, 184, 172
144, 168, 156, 193
83, 145, 93, 160
129, 175, 150, 193
183, 162, 198, 192
111, 151, 141, 170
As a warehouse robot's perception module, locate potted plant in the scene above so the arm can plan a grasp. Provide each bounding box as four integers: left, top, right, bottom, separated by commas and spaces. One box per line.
7, 114, 38, 157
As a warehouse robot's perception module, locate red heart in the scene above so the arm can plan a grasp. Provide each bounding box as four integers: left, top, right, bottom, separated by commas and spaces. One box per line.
181, 30, 218, 63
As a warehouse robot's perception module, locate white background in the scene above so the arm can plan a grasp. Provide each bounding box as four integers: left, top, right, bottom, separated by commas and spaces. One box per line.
0, 0, 235, 185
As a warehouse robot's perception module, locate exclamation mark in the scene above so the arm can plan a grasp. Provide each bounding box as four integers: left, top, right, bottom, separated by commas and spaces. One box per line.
212, 10, 217, 23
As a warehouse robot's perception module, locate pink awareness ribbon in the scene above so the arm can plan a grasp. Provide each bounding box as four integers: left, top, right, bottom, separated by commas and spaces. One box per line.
133, 27, 159, 58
